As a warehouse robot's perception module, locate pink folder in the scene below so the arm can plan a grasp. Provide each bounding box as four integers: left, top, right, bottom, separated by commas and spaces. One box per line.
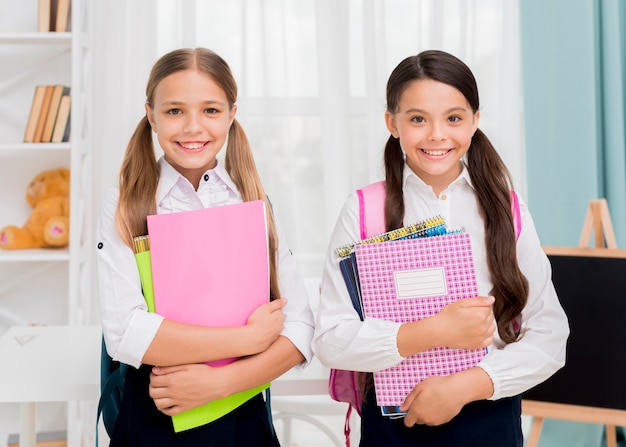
354, 232, 486, 407
146, 200, 271, 432
147, 200, 270, 366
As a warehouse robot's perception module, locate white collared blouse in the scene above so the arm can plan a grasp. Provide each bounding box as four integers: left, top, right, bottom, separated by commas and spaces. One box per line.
97, 157, 315, 369
312, 163, 569, 400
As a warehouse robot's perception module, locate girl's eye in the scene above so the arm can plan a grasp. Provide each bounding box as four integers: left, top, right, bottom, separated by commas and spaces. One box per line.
448, 115, 461, 123
411, 116, 425, 123
167, 108, 182, 115
205, 108, 218, 114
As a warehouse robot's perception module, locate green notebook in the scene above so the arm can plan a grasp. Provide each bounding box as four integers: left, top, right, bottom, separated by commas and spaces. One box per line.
132, 235, 269, 432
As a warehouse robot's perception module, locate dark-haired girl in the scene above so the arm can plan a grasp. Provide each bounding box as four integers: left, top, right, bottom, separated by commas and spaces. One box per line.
313, 50, 568, 447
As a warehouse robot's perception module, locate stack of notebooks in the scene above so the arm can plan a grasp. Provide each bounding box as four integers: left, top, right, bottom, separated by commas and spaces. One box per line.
336, 217, 486, 418
134, 200, 271, 432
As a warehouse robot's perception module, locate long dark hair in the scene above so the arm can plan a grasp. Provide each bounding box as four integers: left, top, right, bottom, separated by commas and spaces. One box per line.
383, 50, 528, 343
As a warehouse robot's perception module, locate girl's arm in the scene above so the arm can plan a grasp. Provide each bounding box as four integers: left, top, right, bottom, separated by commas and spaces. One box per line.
142, 299, 286, 366
396, 295, 495, 357
148, 335, 303, 415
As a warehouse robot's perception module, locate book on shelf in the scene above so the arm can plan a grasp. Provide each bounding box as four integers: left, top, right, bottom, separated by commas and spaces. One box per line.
49, 0, 58, 32
38, 0, 52, 32
61, 111, 71, 142
51, 94, 71, 143
38, 0, 71, 32
55, 0, 71, 32
41, 85, 70, 143
354, 232, 486, 409
144, 200, 271, 432
23, 86, 47, 143
32, 86, 55, 142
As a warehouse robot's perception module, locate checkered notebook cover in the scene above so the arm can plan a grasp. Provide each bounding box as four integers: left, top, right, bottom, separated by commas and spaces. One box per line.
354, 232, 486, 406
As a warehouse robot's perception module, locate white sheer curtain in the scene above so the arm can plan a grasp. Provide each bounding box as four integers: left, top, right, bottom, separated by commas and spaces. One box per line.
92, 0, 524, 284
89, 3, 524, 443
91, 0, 159, 218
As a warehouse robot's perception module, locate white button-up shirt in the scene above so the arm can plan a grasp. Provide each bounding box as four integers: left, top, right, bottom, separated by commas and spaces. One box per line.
312, 164, 569, 400
97, 157, 315, 369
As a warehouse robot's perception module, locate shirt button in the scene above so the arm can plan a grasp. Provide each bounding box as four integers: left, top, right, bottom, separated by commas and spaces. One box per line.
97, 242, 104, 249
204, 174, 210, 182
441, 194, 447, 200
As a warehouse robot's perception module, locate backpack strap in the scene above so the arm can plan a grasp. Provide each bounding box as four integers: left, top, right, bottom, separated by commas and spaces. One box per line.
360, 182, 522, 240
357, 181, 386, 238
96, 336, 128, 446
510, 190, 522, 241
336, 181, 386, 446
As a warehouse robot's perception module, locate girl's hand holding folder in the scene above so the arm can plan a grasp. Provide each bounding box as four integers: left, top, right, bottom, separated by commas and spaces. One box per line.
150, 363, 225, 416
245, 298, 287, 353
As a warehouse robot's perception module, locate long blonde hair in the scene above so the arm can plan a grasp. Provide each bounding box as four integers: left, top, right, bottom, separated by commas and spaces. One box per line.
116, 48, 282, 299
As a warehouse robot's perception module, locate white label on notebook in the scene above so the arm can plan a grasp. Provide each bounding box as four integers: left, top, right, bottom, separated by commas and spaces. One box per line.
394, 267, 447, 299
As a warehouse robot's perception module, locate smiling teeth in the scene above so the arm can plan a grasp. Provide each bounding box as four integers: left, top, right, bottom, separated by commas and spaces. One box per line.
182, 143, 204, 149
423, 149, 448, 156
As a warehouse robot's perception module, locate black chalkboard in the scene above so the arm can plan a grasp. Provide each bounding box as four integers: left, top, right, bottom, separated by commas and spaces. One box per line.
523, 247, 626, 410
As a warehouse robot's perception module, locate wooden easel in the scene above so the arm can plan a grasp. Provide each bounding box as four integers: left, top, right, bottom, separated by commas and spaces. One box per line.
523, 199, 624, 447
578, 199, 618, 249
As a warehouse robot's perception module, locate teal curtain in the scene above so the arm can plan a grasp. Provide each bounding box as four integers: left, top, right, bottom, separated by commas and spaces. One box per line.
520, 1, 625, 446
520, 0, 626, 248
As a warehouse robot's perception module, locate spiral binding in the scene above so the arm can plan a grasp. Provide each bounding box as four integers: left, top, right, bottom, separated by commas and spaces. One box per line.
334, 215, 449, 259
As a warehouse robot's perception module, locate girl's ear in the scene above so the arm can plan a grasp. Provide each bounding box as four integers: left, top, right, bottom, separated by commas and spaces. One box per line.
472, 110, 481, 134
385, 111, 399, 138
229, 104, 238, 127
145, 103, 156, 132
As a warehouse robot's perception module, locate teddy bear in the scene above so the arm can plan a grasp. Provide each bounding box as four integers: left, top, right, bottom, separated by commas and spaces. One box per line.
0, 167, 70, 250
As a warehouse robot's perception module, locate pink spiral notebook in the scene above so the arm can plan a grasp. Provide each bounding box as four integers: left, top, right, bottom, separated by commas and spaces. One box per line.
354, 232, 486, 407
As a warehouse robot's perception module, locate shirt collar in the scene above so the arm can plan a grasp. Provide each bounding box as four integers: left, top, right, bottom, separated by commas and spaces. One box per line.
210, 159, 239, 194
156, 157, 240, 204
402, 162, 475, 193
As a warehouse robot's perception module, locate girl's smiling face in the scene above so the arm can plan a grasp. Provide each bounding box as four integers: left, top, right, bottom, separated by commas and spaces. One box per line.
146, 69, 236, 189
385, 79, 479, 196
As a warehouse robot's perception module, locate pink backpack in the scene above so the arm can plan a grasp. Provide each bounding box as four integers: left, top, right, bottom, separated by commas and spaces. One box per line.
328, 181, 522, 446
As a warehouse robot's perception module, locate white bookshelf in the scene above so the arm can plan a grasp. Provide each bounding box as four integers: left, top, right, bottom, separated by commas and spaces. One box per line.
0, 1, 94, 446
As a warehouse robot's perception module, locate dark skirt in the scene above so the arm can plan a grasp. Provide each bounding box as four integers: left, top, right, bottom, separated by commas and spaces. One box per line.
360, 386, 523, 447
110, 364, 280, 447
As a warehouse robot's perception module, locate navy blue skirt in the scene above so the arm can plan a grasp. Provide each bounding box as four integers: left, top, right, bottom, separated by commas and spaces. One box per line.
360, 386, 523, 447
110, 364, 280, 447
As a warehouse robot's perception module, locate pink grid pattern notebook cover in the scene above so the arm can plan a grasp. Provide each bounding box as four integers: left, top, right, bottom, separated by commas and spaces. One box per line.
354, 232, 486, 406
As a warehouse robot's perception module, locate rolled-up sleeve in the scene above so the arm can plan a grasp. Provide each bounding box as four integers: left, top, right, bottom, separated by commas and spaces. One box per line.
96, 188, 164, 369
